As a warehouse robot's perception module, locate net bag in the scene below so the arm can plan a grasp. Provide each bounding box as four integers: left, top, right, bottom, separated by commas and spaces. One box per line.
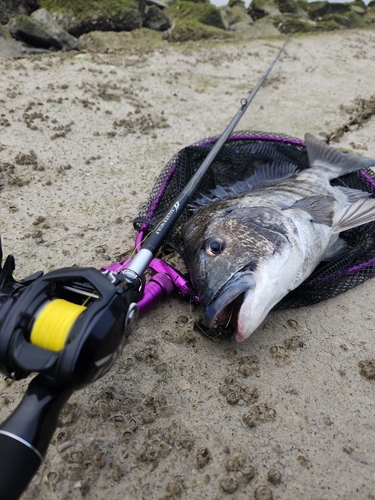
134, 131, 375, 309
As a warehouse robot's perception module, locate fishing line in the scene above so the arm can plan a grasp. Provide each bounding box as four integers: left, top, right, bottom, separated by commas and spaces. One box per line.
30, 299, 86, 352
225, 304, 234, 329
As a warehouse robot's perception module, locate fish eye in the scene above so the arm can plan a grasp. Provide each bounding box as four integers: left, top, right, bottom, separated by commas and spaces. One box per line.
204, 237, 225, 256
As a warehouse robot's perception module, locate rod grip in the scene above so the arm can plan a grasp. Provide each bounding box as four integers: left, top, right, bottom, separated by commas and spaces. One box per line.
0, 432, 41, 500
0, 375, 73, 499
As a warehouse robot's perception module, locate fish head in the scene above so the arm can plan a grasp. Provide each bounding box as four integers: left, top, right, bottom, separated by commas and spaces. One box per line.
183, 203, 296, 341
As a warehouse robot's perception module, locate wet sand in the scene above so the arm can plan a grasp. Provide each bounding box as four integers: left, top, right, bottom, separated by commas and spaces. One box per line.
1, 29, 375, 500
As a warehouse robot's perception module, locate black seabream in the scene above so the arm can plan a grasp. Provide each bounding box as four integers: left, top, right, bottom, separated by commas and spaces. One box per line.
183, 134, 375, 341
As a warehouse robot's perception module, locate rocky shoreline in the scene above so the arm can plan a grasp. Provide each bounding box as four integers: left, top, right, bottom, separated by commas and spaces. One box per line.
1, 0, 375, 57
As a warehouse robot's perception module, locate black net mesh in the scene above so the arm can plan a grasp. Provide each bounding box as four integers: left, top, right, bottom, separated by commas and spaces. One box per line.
134, 131, 375, 308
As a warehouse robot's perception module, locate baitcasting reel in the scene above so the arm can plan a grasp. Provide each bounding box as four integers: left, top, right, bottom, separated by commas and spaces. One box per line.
0, 243, 141, 499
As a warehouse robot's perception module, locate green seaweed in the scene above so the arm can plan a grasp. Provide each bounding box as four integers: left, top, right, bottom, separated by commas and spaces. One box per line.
306, 1, 351, 19
39, 0, 144, 19
319, 10, 367, 28
169, 19, 232, 41
167, 1, 226, 29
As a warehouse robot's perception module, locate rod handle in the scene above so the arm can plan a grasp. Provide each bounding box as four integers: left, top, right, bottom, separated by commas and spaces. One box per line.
0, 375, 73, 499
0, 432, 41, 500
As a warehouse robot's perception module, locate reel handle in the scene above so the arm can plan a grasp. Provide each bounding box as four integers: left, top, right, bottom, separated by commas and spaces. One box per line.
0, 375, 72, 500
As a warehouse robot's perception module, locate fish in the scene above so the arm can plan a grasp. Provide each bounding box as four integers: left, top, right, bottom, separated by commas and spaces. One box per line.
182, 134, 375, 342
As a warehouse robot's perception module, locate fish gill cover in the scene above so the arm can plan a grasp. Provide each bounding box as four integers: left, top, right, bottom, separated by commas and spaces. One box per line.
134, 131, 375, 308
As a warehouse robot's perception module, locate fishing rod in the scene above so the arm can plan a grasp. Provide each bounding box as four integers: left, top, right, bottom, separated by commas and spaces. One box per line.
0, 36, 291, 500
126, 35, 291, 278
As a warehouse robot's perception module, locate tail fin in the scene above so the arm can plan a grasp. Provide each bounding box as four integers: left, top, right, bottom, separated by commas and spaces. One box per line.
305, 133, 375, 179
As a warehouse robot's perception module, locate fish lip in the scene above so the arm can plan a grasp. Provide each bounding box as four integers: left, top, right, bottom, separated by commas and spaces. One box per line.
203, 270, 256, 329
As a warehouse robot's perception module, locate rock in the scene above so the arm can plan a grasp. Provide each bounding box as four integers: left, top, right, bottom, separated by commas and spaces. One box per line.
248, 0, 368, 33
228, 0, 245, 6
182, 0, 210, 3
248, 15, 280, 36
167, 1, 226, 30
277, 0, 300, 14
0, 0, 37, 25
274, 13, 319, 32
350, 0, 367, 15
318, 10, 367, 29
7, 13, 76, 50
306, 1, 351, 20
220, 0, 253, 30
0, 23, 23, 58
248, 0, 305, 20
364, 3, 375, 24
0, 23, 11, 39
146, 0, 168, 8
31, 9, 78, 49
38, 0, 146, 37
248, 0, 281, 21
229, 20, 253, 31
169, 19, 232, 42
143, 5, 171, 31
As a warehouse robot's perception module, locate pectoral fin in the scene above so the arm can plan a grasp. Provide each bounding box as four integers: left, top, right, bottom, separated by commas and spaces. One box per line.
288, 195, 335, 226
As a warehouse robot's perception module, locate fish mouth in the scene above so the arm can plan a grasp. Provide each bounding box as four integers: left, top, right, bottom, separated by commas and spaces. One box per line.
203, 271, 256, 329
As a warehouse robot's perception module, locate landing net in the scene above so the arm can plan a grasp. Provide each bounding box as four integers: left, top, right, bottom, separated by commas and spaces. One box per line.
134, 131, 375, 308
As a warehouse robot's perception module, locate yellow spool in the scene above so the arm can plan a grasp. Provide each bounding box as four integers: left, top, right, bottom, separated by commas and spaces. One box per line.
30, 299, 86, 352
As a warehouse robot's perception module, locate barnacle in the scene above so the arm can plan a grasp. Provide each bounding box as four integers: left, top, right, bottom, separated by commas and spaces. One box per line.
267, 467, 282, 485
254, 485, 273, 500
220, 476, 238, 493
196, 447, 211, 469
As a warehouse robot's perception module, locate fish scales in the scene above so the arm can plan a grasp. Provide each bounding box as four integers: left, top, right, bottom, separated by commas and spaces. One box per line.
183, 134, 375, 342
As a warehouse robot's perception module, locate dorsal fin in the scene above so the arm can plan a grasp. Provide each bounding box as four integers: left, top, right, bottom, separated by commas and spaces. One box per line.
189, 160, 298, 212
305, 133, 375, 179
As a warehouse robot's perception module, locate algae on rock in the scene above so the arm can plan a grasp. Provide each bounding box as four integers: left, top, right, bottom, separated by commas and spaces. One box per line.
220, 0, 253, 31
319, 10, 367, 29
167, 1, 226, 30
169, 19, 232, 41
306, 0, 359, 19
247, 0, 372, 34
39, 0, 146, 36
143, 5, 171, 31
273, 13, 318, 32
7, 13, 77, 49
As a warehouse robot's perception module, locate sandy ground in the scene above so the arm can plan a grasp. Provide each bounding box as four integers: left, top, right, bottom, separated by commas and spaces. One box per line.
1, 28, 375, 500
